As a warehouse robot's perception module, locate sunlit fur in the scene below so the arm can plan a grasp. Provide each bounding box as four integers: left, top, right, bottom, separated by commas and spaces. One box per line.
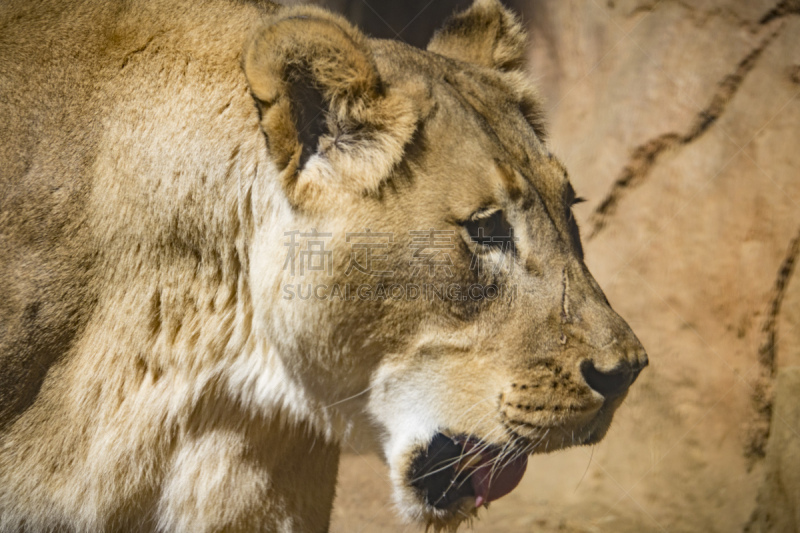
0, 0, 646, 531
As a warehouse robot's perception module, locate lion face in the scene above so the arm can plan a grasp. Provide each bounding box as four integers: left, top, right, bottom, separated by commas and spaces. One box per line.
354, 58, 647, 529
244, 1, 647, 530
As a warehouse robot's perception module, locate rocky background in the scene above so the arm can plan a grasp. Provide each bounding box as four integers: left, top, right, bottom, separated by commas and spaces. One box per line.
286, 0, 800, 531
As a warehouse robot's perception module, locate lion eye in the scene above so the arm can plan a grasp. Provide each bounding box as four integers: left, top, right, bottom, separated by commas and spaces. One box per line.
464, 210, 514, 251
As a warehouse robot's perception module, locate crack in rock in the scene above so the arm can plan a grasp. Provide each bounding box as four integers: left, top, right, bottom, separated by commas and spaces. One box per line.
790, 64, 800, 84
760, 0, 800, 25
587, 11, 786, 240
745, 225, 800, 462
628, 1, 760, 30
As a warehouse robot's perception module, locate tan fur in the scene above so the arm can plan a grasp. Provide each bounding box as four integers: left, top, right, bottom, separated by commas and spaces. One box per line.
0, 0, 646, 531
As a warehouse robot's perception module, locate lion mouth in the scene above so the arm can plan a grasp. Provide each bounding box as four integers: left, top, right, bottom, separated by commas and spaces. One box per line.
408, 433, 528, 510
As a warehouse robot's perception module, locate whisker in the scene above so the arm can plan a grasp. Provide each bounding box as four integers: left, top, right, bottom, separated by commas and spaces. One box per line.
409, 415, 503, 485
451, 397, 493, 425
408, 455, 468, 484
486, 439, 515, 485
410, 430, 500, 486
575, 445, 594, 492
322, 382, 376, 409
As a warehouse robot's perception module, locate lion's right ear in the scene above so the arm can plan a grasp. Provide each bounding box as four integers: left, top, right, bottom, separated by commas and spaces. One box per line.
244, 7, 381, 182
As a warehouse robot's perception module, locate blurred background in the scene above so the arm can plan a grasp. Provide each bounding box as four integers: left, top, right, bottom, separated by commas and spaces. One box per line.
284, 0, 800, 531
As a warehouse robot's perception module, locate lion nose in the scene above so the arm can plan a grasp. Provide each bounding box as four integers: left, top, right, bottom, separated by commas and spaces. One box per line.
580, 357, 647, 398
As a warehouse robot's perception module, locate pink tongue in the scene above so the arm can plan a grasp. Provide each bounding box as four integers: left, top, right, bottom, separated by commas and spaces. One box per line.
470, 453, 528, 508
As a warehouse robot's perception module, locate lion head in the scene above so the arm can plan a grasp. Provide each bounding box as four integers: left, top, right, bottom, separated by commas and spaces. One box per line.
243, 1, 648, 529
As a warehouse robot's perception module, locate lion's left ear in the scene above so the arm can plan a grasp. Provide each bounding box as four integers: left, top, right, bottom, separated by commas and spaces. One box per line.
427, 0, 526, 72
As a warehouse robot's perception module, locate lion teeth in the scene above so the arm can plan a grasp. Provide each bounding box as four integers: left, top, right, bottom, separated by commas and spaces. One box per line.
460, 453, 484, 469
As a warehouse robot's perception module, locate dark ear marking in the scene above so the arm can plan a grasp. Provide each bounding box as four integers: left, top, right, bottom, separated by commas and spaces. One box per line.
520, 94, 546, 140
427, 0, 527, 72
244, 6, 381, 178
286, 67, 328, 170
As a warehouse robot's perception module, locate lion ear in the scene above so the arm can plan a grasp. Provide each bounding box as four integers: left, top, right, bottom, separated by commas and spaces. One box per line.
244, 7, 381, 175
427, 0, 526, 72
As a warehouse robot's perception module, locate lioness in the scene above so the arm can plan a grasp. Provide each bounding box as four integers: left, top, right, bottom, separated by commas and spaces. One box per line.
0, 0, 647, 531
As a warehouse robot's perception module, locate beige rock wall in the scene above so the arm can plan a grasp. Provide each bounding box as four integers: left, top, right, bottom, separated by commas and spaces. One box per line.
322, 1, 800, 531
746, 368, 800, 533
